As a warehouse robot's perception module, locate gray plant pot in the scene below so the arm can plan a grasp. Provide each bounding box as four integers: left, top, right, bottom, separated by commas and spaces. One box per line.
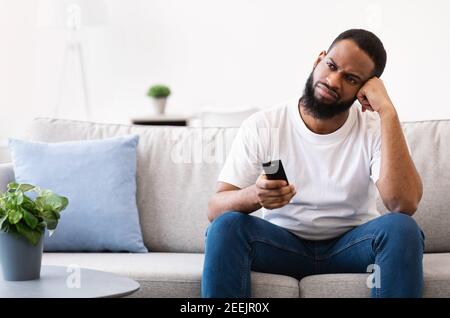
0, 231, 43, 281
152, 97, 167, 114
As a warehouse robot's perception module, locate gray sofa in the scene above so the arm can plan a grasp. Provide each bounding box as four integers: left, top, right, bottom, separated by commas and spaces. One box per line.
0, 117, 449, 298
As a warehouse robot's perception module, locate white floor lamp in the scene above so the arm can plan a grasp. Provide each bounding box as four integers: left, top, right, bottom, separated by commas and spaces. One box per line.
37, 0, 108, 120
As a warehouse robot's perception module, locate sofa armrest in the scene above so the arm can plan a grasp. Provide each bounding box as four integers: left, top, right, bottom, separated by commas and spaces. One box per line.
0, 162, 15, 193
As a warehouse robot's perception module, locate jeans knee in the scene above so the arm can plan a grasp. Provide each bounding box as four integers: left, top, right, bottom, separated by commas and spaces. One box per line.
380, 213, 424, 248
206, 211, 252, 242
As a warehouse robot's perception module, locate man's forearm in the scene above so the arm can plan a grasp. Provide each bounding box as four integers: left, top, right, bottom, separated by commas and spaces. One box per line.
207, 185, 262, 222
378, 106, 423, 214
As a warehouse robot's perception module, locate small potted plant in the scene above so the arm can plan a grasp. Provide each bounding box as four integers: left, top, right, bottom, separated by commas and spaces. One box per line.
147, 84, 171, 115
0, 182, 68, 281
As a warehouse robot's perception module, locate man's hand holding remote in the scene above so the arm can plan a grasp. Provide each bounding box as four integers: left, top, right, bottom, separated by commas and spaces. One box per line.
255, 174, 296, 210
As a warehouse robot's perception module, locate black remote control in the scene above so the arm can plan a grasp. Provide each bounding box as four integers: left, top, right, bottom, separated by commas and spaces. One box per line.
262, 159, 289, 184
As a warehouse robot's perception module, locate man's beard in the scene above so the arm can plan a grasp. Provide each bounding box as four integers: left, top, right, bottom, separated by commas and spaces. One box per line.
301, 71, 356, 119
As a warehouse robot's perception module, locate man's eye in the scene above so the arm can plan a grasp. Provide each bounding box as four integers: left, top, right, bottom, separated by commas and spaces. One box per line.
346, 77, 357, 85
327, 62, 336, 71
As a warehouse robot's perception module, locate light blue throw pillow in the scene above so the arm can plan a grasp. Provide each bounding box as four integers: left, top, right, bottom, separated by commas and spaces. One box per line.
8, 135, 148, 252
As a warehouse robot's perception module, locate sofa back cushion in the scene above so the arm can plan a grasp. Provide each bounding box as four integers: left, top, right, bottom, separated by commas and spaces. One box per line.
25, 118, 236, 252
25, 118, 450, 253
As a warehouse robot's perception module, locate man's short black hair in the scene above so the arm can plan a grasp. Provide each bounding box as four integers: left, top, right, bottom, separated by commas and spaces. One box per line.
328, 29, 387, 78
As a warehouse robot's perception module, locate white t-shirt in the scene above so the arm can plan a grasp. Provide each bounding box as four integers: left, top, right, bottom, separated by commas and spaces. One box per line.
218, 97, 382, 240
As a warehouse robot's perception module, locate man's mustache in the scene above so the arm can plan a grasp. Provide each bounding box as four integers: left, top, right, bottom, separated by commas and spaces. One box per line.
316, 82, 340, 100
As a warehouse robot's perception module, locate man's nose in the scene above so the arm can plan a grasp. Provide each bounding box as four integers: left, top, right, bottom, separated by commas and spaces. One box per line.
325, 72, 341, 92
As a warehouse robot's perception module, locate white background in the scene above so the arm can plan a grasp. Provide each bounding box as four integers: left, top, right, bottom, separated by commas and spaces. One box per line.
1, 0, 450, 143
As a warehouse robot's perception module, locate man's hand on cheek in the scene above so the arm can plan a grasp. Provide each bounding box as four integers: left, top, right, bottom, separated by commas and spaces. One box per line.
356, 77, 396, 116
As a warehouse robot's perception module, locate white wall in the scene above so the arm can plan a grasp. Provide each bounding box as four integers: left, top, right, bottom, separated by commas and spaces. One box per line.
1, 0, 450, 144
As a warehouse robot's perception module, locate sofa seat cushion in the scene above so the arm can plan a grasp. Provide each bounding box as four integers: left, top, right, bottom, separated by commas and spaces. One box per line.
41, 253, 450, 298
42, 253, 299, 298
299, 253, 450, 298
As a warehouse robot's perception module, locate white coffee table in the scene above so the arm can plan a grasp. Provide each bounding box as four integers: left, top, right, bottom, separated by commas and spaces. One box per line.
0, 265, 139, 298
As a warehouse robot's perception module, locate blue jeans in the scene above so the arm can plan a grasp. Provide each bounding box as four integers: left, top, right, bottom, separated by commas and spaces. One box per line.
201, 211, 425, 298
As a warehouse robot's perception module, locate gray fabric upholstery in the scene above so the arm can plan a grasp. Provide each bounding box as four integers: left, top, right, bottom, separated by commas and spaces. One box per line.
299, 253, 450, 298
0, 163, 14, 193
43, 252, 450, 298
42, 253, 299, 298
400, 120, 450, 253
25, 117, 450, 253
300, 274, 371, 298
24, 118, 238, 253
375, 120, 450, 252
1, 117, 448, 297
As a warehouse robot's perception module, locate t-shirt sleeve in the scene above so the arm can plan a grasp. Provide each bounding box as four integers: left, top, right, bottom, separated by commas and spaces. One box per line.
370, 123, 382, 184
217, 118, 264, 189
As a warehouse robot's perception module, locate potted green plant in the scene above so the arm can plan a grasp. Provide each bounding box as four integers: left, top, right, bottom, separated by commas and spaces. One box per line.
147, 84, 171, 115
0, 182, 68, 281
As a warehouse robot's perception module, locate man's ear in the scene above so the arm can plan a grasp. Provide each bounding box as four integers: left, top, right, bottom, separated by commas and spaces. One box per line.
313, 50, 327, 68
